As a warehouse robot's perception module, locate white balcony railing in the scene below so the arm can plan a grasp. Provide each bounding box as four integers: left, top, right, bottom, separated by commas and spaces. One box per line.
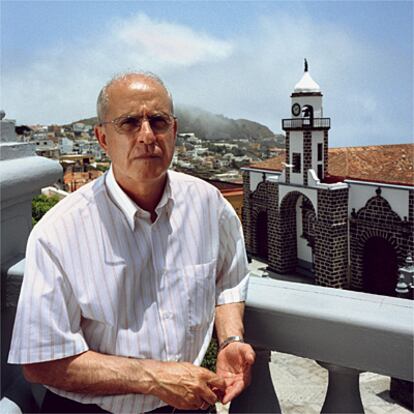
230, 277, 413, 413
282, 117, 331, 130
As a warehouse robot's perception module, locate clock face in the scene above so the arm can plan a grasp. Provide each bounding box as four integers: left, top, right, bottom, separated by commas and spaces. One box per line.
292, 103, 301, 116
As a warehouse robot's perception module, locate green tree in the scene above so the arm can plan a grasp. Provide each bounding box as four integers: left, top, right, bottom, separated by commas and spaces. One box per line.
201, 338, 218, 372
95, 164, 110, 173
32, 194, 61, 226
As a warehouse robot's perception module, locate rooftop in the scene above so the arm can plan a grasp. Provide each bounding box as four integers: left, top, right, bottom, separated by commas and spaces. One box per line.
294, 71, 321, 93
250, 143, 414, 186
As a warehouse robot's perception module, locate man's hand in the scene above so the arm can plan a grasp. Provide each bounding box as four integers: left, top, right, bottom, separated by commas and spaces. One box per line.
23, 351, 225, 409
216, 342, 255, 404
150, 361, 226, 410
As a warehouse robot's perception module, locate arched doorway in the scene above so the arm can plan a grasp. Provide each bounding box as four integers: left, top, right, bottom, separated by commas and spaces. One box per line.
362, 237, 398, 296
278, 191, 315, 277
255, 211, 268, 260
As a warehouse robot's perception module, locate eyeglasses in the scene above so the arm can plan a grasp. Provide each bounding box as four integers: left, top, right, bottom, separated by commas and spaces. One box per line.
100, 113, 175, 135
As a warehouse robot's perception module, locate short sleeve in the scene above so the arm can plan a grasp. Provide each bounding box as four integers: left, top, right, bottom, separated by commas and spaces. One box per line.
8, 230, 88, 364
216, 197, 250, 305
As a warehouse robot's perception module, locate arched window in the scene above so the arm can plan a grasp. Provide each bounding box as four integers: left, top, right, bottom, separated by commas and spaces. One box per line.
301, 105, 314, 126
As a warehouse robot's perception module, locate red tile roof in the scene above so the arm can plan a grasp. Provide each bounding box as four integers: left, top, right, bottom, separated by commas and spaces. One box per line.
250, 152, 286, 172
250, 144, 414, 186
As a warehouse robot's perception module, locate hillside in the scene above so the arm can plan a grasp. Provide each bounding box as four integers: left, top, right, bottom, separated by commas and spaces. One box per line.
174, 106, 279, 141
73, 105, 283, 143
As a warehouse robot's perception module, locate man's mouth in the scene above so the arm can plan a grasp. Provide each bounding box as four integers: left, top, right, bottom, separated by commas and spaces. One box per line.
134, 154, 161, 159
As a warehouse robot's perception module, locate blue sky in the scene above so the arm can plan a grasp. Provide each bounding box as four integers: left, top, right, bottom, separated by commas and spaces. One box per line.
1, 0, 413, 147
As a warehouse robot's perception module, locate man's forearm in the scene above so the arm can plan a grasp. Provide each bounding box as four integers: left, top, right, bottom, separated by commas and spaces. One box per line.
214, 302, 245, 343
23, 350, 226, 409
23, 350, 162, 395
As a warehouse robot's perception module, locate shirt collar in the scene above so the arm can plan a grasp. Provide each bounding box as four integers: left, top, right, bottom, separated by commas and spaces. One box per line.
105, 165, 174, 230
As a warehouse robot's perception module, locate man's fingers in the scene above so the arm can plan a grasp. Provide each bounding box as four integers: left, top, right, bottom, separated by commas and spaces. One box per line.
239, 345, 256, 365
199, 384, 219, 406
206, 375, 227, 391
245, 350, 256, 365
222, 381, 244, 405
211, 386, 225, 402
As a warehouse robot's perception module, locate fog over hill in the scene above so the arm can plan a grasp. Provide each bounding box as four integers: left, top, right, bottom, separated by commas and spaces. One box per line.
73, 105, 284, 143
175, 105, 281, 142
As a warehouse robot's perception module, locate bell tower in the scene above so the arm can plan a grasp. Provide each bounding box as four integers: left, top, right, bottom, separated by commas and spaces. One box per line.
282, 60, 330, 186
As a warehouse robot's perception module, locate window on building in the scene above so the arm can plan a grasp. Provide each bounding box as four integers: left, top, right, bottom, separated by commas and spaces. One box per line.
292, 153, 301, 173
318, 143, 323, 161
317, 164, 323, 179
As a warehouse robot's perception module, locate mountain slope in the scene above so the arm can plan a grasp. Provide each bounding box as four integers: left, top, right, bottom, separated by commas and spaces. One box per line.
73, 105, 282, 142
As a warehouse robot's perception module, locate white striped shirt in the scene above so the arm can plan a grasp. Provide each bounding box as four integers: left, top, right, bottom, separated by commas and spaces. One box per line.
8, 167, 249, 413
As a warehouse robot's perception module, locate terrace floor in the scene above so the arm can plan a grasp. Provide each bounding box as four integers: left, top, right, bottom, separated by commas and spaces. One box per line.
268, 351, 410, 414
248, 259, 314, 284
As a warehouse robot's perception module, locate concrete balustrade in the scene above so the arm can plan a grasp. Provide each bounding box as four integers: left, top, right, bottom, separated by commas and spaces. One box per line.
230, 277, 413, 412
0, 113, 62, 411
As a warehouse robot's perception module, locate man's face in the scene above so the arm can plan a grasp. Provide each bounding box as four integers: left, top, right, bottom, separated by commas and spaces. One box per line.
95, 76, 177, 185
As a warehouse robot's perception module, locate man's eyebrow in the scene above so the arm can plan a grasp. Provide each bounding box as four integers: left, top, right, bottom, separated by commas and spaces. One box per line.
118, 110, 171, 118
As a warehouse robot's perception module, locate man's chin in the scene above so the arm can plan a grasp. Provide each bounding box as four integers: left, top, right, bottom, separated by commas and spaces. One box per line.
131, 170, 167, 183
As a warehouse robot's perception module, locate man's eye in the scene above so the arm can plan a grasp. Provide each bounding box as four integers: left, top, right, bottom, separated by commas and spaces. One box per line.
149, 115, 169, 130
119, 117, 140, 129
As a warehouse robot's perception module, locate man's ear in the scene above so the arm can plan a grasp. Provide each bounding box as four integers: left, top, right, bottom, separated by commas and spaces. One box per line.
95, 125, 109, 153
172, 117, 178, 144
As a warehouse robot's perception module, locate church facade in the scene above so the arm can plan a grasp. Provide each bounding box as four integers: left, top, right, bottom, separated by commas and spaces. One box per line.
242, 65, 414, 295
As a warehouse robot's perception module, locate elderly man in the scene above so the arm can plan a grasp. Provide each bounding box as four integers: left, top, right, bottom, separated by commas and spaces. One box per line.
8, 72, 254, 413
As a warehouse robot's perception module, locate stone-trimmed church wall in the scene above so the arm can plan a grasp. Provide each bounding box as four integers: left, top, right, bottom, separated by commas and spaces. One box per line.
268, 191, 316, 274
303, 131, 312, 186
285, 132, 290, 184
314, 187, 349, 288
242, 173, 279, 261
350, 189, 413, 291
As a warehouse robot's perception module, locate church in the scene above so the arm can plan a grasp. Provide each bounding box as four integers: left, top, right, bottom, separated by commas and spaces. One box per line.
241, 62, 414, 295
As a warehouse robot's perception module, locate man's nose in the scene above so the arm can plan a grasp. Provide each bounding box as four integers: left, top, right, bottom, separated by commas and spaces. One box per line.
137, 119, 156, 145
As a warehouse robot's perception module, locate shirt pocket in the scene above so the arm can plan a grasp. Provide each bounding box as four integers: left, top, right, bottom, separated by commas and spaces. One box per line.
184, 260, 217, 332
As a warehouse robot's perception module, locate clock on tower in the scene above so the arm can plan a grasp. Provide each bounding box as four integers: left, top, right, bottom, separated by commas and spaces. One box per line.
281, 60, 330, 186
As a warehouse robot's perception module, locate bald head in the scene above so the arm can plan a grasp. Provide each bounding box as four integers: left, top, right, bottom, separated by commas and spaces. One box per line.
96, 71, 174, 123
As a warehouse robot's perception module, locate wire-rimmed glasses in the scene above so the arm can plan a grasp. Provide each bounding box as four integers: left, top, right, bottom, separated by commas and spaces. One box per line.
100, 113, 175, 135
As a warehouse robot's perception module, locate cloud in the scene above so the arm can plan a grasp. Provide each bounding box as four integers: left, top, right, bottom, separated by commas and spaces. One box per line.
2, 13, 233, 125
2, 12, 412, 147
115, 14, 233, 67
168, 13, 412, 147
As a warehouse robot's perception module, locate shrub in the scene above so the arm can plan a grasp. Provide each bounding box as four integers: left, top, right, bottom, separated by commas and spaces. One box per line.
32, 194, 60, 225
201, 338, 218, 372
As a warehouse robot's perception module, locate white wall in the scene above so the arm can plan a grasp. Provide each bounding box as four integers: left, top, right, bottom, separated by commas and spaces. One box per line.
291, 95, 323, 118
311, 130, 324, 175
289, 131, 303, 185
249, 171, 281, 192
296, 196, 313, 263
250, 171, 264, 192
348, 183, 410, 220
